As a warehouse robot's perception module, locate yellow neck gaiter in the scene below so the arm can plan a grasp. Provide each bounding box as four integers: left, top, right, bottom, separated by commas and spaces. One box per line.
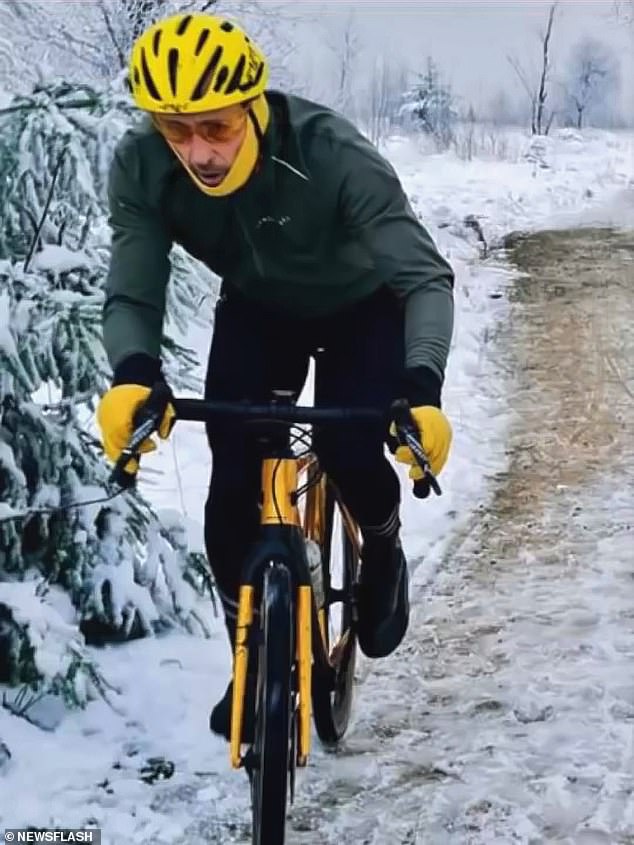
168, 95, 270, 198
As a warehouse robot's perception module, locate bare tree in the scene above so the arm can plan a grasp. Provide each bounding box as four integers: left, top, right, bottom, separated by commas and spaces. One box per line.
454, 104, 477, 161
1, 1, 207, 85
0, 0, 292, 92
508, 2, 558, 135
0, 1, 101, 85
366, 56, 391, 145
358, 56, 411, 146
97, 0, 195, 70
535, 3, 557, 134
123, 0, 171, 42
324, 10, 360, 119
612, 0, 634, 25
507, 54, 538, 133
561, 37, 618, 128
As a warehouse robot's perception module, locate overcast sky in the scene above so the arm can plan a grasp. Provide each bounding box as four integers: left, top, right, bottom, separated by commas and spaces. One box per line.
294, 0, 633, 119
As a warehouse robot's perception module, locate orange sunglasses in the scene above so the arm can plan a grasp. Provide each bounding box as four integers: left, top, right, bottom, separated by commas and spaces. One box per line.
152, 107, 248, 144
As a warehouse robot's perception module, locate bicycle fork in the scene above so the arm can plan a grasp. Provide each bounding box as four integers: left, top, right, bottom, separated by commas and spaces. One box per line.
230, 456, 313, 770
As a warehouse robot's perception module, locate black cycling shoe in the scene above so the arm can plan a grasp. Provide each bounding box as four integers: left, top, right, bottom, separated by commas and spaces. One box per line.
356, 535, 409, 659
210, 614, 259, 743
209, 674, 258, 743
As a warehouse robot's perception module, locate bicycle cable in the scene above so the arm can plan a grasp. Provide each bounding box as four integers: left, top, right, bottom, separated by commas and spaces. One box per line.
295, 472, 322, 499
290, 428, 312, 454
1, 428, 309, 528
269, 422, 316, 520
1, 418, 335, 528
0, 487, 127, 526
270, 456, 285, 524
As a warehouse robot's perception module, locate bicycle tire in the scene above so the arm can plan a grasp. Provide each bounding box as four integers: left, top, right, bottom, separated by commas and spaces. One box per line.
312, 483, 359, 746
251, 562, 294, 845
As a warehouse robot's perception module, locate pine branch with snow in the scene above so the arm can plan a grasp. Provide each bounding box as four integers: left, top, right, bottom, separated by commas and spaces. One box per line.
400, 58, 458, 150
0, 581, 121, 726
0, 81, 218, 718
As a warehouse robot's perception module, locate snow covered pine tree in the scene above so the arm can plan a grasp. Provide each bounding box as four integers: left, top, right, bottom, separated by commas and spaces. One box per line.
0, 81, 217, 724
400, 58, 458, 150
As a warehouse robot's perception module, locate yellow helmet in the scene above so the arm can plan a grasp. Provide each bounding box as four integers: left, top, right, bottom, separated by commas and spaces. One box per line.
128, 13, 268, 113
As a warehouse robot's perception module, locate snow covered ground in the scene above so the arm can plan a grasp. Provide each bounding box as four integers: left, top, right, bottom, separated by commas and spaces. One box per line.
1, 126, 633, 843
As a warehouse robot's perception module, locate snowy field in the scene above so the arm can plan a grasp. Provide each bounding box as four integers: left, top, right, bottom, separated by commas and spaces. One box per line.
1, 126, 633, 843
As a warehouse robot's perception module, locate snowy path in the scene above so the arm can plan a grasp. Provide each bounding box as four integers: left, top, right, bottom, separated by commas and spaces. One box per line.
279, 228, 634, 844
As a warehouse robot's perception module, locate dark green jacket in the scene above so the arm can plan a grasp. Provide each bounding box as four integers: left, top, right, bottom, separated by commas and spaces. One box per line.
103, 91, 454, 399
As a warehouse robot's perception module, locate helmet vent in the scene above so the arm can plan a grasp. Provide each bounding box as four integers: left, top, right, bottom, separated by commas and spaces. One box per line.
168, 48, 179, 97
176, 15, 193, 36
191, 45, 223, 101
213, 65, 229, 92
140, 48, 161, 100
152, 29, 162, 57
133, 67, 141, 86
195, 28, 210, 56
220, 21, 234, 32
224, 55, 246, 95
239, 60, 264, 94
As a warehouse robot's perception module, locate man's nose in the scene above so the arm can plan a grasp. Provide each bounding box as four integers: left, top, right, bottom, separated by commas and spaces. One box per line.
188, 133, 217, 164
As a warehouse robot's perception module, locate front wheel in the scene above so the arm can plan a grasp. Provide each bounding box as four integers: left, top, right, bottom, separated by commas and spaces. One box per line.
251, 562, 294, 845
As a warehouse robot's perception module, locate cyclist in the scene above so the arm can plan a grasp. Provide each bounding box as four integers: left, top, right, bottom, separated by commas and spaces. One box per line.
97, 13, 454, 742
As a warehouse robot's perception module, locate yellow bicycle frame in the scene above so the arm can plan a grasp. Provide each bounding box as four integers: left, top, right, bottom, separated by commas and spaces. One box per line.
230, 457, 312, 769
229, 453, 361, 770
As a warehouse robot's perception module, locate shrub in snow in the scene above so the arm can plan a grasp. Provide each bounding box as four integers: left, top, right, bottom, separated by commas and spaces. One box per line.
523, 136, 551, 171
0, 582, 120, 726
0, 81, 217, 708
400, 58, 458, 151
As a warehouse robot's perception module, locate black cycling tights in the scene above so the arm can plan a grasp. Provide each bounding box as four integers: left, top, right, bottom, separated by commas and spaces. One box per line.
203, 285, 405, 621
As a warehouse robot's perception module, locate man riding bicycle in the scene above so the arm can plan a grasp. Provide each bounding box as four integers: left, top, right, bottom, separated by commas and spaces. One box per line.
97, 13, 454, 743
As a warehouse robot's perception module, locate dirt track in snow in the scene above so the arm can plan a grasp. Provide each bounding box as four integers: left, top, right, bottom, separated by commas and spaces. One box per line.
144, 226, 634, 845
283, 227, 634, 845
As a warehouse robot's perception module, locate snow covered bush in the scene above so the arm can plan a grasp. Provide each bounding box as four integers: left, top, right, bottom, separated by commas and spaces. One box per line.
401, 58, 458, 150
0, 80, 217, 714
0, 581, 120, 727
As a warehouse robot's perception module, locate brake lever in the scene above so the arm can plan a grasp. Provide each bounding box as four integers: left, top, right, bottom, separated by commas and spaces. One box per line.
401, 429, 442, 498
109, 382, 172, 490
390, 399, 442, 499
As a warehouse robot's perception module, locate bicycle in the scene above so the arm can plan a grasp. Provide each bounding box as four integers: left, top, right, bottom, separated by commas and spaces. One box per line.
110, 382, 440, 845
